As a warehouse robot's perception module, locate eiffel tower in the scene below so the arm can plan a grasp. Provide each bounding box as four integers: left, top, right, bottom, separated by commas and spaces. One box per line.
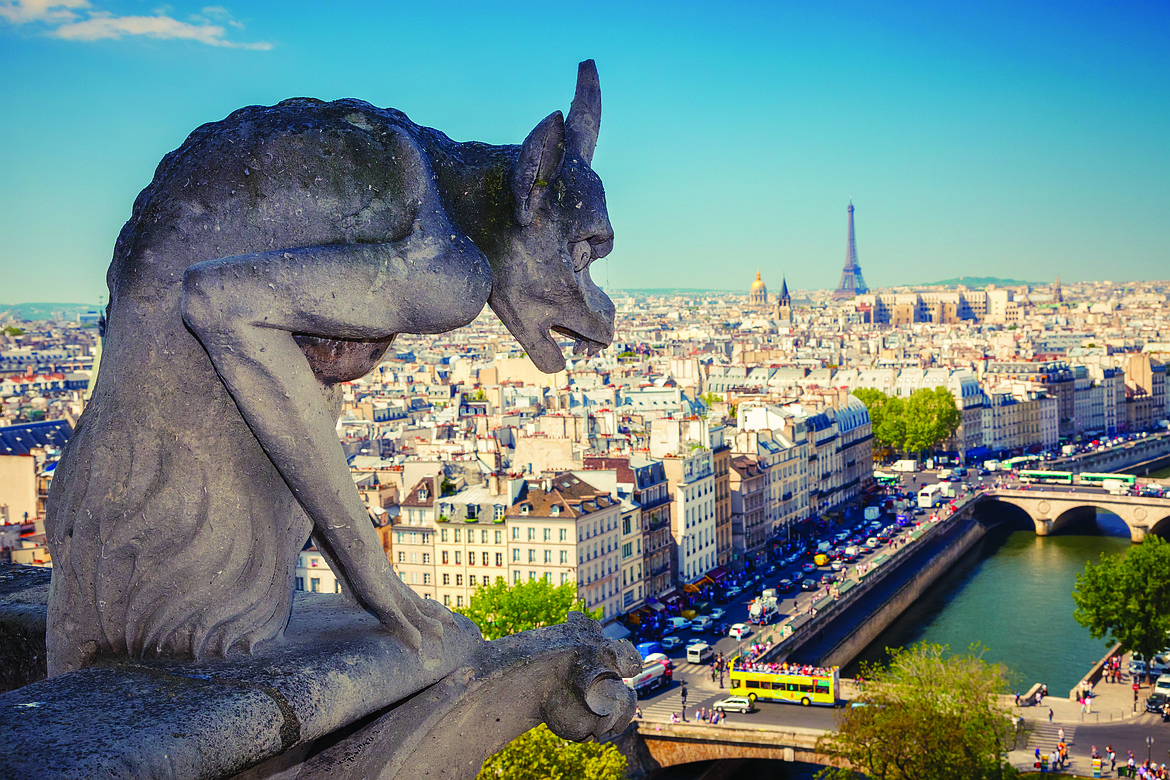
833, 201, 868, 300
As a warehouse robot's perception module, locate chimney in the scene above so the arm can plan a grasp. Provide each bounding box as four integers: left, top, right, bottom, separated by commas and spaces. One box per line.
488, 473, 500, 496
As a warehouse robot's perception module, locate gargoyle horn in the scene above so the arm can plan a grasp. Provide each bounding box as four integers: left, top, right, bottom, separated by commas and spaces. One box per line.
565, 59, 601, 165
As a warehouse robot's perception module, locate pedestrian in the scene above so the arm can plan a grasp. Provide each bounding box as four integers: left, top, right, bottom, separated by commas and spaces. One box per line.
1015, 691, 1021, 707
1059, 727, 1065, 743
1109, 746, 1116, 772
1048, 707, 1054, 723
680, 682, 688, 709
635, 706, 643, 720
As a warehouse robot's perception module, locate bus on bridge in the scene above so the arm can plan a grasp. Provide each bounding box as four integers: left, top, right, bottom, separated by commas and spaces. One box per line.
1078, 472, 1137, 487
728, 659, 840, 708
1018, 470, 1074, 485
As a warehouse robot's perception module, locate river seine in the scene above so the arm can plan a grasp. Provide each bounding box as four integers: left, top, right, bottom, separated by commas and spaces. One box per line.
843, 513, 1133, 695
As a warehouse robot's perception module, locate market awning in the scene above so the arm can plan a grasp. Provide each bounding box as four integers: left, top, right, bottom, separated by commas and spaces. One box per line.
601, 621, 631, 641
706, 566, 731, 582
684, 583, 701, 593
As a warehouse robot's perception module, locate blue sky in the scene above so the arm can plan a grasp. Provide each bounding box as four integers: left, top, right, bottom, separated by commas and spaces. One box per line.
1, 0, 1166, 305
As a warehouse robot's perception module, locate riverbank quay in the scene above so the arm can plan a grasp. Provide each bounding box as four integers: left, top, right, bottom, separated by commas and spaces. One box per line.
745, 488, 987, 669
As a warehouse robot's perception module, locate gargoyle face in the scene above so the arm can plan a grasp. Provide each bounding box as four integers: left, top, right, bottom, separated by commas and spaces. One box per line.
487, 60, 616, 374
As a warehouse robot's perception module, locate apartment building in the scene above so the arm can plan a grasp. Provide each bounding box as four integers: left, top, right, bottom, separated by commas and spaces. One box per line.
505, 472, 623, 619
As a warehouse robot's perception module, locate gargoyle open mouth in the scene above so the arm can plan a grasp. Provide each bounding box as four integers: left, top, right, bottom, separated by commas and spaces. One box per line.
554, 325, 609, 357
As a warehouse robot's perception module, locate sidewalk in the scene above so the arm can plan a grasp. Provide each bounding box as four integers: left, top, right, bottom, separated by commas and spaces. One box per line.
1006, 655, 1152, 774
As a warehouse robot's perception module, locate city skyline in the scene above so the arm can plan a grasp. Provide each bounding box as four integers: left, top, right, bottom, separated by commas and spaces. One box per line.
1, 0, 1167, 306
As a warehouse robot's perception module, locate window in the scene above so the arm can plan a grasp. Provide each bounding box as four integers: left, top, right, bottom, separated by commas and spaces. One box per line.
456, 595, 463, 607
422, 553, 430, 564
528, 527, 535, 541
455, 574, 463, 586
560, 550, 568, 564
454, 529, 461, 543
481, 552, 489, 566
561, 573, 569, 585
544, 550, 552, 563
559, 529, 567, 541
469, 575, 476, 586
543, 528, 551, 541
296, 577, 304, 591
442, 551, 449, 565
494, 505, 505, 521
529, 571, 536, 580
512, 527, 519, 540
513, 571, 521, 583
409, 552, 418, 564
441, 529, 449, 542
528, 549, 536, 563
481, 530, 488, 543
513, 549, 520, 562
423, 573, 431, 585
410, 572, 417, 584
467, 505, 479, 519
397, 551, 405, 562
443, 594, 451, 606
310, 578, 320, 592
442, 573, 450, 585
455, 551, 462, 565
495, 530, 503, 544
623, 517, 631, 534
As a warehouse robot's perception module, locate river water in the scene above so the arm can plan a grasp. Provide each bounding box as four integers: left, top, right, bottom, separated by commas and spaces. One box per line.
842, 513, 1133, 695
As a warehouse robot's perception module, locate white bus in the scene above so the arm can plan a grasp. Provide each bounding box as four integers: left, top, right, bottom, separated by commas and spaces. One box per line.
917, 484, 943, 508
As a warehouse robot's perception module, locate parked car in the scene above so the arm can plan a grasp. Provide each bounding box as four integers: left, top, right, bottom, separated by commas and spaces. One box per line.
1146, 692, 1167, 714
801, 578, 818, 591
690, 615, 713, 632
686, 635, 706, 647
714, 622, 731, 636
801, 562, 817, 573
709, 607, 726, 621
660, 635, 684, 650
713, 695, 755, 714
724, 585, 743, 599
777, 579, 796, 594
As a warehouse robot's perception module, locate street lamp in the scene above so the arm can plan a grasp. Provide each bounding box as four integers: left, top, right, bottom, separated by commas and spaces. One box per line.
1148, 736, 1155, 764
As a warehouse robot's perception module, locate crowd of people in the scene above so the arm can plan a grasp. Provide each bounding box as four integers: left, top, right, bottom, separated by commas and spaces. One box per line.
731, 658, 837, 678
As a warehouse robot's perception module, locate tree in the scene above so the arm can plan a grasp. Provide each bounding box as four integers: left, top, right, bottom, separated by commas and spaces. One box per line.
456, 577, 600, 642
477, 723, 626, 780
816, 644, 1017, 780
1073, 534, 1170, 682
853, 387, 960, 458
458, 578, 622, 780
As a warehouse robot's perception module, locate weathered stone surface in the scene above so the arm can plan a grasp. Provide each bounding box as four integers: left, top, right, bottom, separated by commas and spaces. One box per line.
0, 587, 637, 780
45, 60, 614, 677
0, 566, 49, 692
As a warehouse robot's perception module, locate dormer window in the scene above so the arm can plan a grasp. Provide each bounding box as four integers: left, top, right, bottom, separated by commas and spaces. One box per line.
551, 505, 560, 516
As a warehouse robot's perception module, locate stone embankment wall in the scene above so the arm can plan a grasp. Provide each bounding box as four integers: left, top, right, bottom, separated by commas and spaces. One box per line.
1054, 435, 1170, 476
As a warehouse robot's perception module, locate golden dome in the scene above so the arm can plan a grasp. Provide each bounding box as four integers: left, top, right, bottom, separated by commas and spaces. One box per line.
751, 271, 766, 290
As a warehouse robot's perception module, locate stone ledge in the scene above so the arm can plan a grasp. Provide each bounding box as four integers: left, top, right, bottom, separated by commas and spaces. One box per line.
0, 565, 485, 779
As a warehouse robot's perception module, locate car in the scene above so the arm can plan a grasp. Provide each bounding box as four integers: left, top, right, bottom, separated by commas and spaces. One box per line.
801, 578, 818, 591
1147, 692, 1168, 714
709, 607, 726, 621
763, 564, 778, 577
644, 652, 671, 668
830, 560, 844, 571
686, 636, 706, 647
820, 573, 836, 585
777, 579, 796, 594
801, 562, 817, 573
660, 635, 683, 650
690, 616, 713, 632
715, 621, 731, 636
724, 585, 742, 599
713, 695, 755, 714
729, 623, 751, 640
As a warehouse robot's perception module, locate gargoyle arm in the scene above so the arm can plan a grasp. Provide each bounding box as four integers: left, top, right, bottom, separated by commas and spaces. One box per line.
181, 231, 491, 651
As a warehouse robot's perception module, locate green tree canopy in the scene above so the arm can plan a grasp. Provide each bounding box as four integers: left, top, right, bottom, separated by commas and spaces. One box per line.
1073, 534, 1170, 681
477, 722, 626, 780
816, 644, 1017, 780
853, 387, 960, 457
459, 578, 622, 780
456, 576, 600, 642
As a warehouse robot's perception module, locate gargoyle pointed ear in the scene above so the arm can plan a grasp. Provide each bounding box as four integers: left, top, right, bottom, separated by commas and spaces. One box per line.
565, 59, 601, 165
512, 110, 565, 227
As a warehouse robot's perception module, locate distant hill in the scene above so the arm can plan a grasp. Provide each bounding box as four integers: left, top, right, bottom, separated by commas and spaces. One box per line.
922, 277, 1043, 288
0, 303, 102, 321
617, 288, 739, 295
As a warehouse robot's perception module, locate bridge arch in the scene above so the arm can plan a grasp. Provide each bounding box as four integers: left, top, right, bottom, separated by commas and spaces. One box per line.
974, 490, 1170, 543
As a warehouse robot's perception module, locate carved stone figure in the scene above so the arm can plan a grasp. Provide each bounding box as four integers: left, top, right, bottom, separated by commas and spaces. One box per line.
45, 61, 615, 678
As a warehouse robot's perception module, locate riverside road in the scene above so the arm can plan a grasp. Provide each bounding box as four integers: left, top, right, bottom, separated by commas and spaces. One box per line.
633, 459, 1170, 773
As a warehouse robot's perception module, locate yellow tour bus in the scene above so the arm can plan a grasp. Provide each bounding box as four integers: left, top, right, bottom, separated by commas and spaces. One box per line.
728, 659, 840, 707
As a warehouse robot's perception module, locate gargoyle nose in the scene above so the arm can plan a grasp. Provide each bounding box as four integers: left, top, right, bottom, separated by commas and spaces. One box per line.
590, 234, 614, 259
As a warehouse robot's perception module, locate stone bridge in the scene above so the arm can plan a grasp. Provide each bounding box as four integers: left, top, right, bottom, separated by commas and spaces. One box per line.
612, 721, 834, 776
978, 489, 1170, 541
